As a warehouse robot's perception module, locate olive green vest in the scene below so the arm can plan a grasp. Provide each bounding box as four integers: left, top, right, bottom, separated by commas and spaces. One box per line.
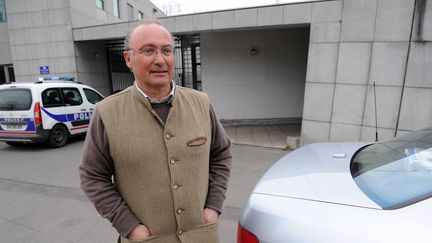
97, 85, 218, 243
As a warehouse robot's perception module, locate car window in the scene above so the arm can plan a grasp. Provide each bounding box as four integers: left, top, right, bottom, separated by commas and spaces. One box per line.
61, 88, 83, 106
83, 88, 103, 104
351, 129, 432, 209
42, 88, 63, 107
0, 88, 32, 111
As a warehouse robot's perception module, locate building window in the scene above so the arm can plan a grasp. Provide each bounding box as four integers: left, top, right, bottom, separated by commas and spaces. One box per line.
0, 65, 15, 85
0, 67, 5, 85
8, 66, 15, 82
0, 0, 6, 22
113, 0, 120, 17
138, 11, 143, 20
96, 0, 104, 10
127, 3, 134, 21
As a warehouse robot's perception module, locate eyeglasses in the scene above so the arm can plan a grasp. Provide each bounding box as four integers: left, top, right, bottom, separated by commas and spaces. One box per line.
128, 46, 174, 57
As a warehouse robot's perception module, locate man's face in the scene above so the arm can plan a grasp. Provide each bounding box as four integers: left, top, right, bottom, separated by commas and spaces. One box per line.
124, 24, 174, 91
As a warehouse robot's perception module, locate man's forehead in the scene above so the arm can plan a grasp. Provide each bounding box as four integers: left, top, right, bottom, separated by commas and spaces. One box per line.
130, 24, 173, 46
132, 24, 170, 39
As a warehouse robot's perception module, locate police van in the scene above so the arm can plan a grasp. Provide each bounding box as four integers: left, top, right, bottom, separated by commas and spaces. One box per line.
0, 77, 104, 147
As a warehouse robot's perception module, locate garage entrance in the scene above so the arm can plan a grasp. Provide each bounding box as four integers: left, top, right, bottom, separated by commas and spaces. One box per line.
200, 27, 310, 123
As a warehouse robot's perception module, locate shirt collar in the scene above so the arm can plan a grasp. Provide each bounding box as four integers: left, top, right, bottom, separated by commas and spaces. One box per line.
135, 81, 176, 104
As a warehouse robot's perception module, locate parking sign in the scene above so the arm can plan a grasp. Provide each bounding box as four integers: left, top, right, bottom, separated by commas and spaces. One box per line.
40, 66, 49, 75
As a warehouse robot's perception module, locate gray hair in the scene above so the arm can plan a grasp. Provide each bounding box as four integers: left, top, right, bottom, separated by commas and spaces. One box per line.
123, 19, 174, 51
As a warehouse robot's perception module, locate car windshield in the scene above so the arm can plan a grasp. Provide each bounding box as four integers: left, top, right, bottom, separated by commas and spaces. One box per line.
0, 88, 32, 111
351, 129, 432, 209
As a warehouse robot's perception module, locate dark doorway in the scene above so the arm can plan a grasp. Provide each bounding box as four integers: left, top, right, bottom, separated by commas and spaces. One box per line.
108, 45, 134, 93
174, 35, 201, 90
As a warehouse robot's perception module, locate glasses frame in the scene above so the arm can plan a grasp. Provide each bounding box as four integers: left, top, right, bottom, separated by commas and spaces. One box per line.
127, 46, 174, 58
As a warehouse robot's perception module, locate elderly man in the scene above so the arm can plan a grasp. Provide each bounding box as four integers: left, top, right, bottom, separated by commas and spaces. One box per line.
79, 20, 232, 243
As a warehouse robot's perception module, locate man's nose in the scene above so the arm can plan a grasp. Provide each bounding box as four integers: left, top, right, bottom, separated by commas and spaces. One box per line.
153, 51, 166, 63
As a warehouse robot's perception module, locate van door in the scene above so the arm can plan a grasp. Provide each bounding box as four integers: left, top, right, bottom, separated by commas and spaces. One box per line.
82, 87, 104, 118
60, 87, 89, 135
40, 88, 67, 129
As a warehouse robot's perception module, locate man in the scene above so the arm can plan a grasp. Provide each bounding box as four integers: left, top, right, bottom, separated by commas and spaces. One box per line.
79, 20, 232, 243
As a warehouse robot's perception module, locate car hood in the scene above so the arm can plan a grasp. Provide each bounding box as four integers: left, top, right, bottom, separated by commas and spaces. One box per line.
252, 142, 382, 209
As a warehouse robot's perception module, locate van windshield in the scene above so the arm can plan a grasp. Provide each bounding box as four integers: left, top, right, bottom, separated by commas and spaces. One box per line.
0, 88, 32, 111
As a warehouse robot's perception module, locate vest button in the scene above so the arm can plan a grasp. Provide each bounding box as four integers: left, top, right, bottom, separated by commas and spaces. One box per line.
177, 229, 183, 235
177, 208, 183, 214
173, 184, 179, 190
170, 158, 175, 164
165, 134, 171, 139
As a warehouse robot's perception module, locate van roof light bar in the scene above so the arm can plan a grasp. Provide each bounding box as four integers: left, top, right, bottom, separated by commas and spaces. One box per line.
36, 76, 79, 83
41, 76, 75, 81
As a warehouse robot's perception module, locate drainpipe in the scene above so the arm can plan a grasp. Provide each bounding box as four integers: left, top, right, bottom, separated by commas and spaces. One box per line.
394, 0, 421, 137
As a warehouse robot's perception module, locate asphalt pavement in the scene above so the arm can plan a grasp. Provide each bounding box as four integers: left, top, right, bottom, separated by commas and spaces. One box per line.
0, 126, 292, 243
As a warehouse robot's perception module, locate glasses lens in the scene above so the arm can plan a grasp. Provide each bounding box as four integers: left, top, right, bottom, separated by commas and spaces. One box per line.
141, 47, 156, 56
162, 47, 173, 56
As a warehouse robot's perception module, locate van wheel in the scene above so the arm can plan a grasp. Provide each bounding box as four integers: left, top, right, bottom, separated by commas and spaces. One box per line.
5, 142, 24, 147
48, 125, 69, 148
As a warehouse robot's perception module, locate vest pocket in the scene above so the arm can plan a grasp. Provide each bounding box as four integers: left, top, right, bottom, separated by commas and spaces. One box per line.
186, 136, 207, 146
185, 135, 209, 156
185, 221, 220, 242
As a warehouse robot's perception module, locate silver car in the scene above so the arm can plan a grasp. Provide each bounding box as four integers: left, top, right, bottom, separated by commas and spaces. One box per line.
238, 128, 432, 243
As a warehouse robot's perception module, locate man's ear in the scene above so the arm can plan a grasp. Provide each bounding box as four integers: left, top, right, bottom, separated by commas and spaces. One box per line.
123, 51, 132, 70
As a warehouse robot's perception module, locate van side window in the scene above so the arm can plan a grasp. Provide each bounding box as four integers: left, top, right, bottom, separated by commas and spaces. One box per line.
61, 88, 83, 106
83, 88, 104, 104
42, 88, 63, 107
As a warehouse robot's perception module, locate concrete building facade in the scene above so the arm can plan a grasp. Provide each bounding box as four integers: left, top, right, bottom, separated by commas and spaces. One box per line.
1, 0, 431, 145
0, 0, 165, 94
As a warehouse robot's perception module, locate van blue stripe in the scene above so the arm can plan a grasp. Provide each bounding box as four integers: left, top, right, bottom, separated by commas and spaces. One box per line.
41, 108, 93, 124
67, 114, 76, 121
25, 118, 36, 131
41, 108, 68, 122
0, 118, 36, 132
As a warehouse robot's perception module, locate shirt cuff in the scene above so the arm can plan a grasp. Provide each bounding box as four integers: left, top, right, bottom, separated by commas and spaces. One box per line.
114, 210, 141, 237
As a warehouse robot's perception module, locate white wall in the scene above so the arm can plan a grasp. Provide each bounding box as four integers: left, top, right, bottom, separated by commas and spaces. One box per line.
201, 28, 309, 120
74, 41, 111, 96
301, 0, 432, 145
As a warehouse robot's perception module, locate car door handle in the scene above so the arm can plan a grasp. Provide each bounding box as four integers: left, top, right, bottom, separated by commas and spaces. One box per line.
81, 109, 86, 111
89, 108, 94, 111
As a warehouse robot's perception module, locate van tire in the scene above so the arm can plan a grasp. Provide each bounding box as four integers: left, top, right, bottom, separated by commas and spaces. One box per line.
47, 124, 69, 148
